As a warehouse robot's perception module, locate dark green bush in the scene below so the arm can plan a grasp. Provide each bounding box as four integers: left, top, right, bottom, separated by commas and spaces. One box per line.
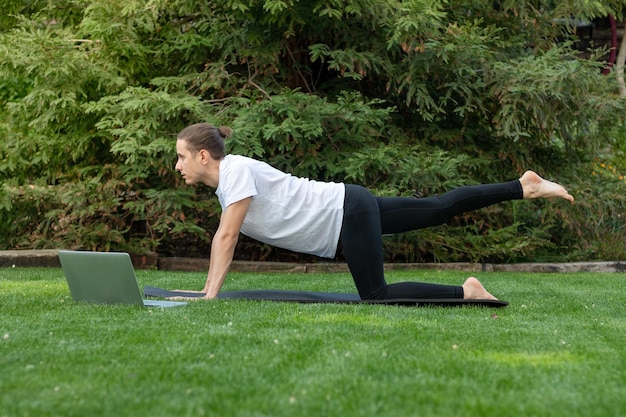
0, 0, 624, 262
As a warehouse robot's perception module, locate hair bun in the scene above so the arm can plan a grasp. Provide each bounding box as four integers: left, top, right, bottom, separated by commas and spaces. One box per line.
218, 126, 233, 139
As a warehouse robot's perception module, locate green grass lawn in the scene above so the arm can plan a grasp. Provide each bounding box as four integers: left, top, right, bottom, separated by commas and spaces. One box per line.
1, 267, 625, 417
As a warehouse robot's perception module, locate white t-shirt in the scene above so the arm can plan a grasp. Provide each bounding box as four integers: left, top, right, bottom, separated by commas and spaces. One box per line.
215, 155, 345, 258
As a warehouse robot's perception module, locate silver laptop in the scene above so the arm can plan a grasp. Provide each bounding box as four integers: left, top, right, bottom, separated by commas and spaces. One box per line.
58, 250, 186, 308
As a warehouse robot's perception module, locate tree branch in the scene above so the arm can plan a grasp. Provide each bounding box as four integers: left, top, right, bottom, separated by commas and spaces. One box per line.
616, 20, 626, 97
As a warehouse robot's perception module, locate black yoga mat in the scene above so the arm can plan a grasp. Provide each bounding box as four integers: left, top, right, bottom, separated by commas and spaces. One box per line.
144, 286, 508, 308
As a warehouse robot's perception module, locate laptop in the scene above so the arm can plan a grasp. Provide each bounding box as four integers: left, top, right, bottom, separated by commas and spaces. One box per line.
58, 250, 187, 308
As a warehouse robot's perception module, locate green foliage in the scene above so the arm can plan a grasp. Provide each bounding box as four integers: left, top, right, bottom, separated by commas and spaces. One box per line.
560, 163, 626, 261
0, 0, 624, 261
225, 90, 394, 181
601, 119, 626, 175
489, 48, 617, 146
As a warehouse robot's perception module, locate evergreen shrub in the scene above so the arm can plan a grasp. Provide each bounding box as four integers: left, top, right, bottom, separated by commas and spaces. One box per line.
1, 0, 624, 262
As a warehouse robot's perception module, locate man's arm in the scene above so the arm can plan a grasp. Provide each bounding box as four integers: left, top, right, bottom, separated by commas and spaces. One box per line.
202, 197, 252, 299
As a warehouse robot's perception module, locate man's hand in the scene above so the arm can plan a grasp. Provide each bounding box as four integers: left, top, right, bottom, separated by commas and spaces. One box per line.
166, 295, 205, 301
166, 289, 207, 301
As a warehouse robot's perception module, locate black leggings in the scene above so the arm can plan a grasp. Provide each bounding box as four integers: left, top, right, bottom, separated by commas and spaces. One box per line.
339, 180, 523, 300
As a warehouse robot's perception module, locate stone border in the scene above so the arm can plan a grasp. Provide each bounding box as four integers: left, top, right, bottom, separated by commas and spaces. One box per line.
0, 250, 62, 268
0, 249, 626, 274
0, 249, 625, 273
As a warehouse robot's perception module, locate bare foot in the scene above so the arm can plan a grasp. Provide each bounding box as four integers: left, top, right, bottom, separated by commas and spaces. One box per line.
462, 277, 498, 300
519, 170, 574, 203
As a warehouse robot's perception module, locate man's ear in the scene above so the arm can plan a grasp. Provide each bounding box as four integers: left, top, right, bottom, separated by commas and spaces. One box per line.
198, 149, 211, 165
